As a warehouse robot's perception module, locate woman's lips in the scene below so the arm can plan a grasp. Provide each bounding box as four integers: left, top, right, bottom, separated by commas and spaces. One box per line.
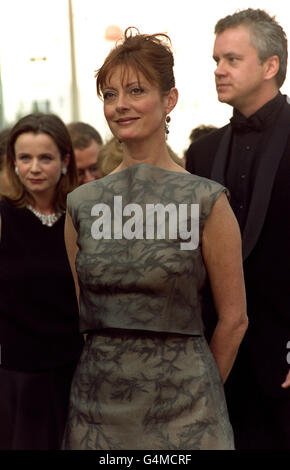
115, 117, 139, 125
28, 179, 45, 183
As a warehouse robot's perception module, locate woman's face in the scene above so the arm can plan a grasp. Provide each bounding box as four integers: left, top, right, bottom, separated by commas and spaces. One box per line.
102, 66, 170, 144
14, 132, 68, 200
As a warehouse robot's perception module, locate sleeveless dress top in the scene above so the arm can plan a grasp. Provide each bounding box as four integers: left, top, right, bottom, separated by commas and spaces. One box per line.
67, 164, 226, 336
63, 164, 234, 450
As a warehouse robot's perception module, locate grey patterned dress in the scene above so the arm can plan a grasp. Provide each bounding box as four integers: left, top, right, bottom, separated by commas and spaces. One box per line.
62, 164, 234, 450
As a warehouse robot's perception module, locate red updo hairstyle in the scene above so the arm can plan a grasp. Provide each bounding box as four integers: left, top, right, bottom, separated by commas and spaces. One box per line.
96, 27, 175, 97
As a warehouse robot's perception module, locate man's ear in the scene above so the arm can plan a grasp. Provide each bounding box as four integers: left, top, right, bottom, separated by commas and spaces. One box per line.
264, 55, 279, 81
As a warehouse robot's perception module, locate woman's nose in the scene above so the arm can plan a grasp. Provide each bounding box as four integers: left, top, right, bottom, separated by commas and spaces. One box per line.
116, 93, 130, 112
30, 158, 41, 172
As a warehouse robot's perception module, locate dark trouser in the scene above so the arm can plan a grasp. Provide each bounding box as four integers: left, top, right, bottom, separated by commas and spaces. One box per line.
225, 359, 290, 450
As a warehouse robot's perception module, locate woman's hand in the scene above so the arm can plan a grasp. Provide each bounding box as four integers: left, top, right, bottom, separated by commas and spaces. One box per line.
281, 370, 290, 389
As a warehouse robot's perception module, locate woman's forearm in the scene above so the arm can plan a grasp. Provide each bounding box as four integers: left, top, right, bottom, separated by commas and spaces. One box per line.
209, 316, 248, 383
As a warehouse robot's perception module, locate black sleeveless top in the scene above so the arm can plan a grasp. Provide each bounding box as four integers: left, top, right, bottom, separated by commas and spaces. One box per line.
0, 200, 83, 372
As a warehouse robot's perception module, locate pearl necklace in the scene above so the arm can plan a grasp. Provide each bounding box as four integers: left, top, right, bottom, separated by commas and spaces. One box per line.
27, 205, 63, 227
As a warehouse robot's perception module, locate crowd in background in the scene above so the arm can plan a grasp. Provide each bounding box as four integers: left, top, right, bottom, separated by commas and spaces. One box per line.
1, 120, 216, 192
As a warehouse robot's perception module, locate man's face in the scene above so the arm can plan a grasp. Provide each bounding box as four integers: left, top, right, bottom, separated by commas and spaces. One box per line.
74, 139, 101, 185
213, 25, 268, 115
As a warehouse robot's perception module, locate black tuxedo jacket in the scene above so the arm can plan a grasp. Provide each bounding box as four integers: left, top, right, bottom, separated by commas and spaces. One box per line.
186, 97, 290, 399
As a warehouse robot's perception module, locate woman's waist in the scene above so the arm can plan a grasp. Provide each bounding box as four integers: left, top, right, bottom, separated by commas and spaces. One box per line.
85, 326, 204, 339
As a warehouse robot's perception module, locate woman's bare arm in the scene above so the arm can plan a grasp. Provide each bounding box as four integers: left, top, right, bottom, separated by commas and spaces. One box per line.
202, 192, 248, 383
64, 211, 80, 307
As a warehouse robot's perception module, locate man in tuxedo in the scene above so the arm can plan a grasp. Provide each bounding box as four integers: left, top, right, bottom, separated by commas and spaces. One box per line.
186, 8, 290, 449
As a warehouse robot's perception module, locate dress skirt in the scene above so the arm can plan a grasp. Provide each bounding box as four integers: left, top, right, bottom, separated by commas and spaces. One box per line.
62, 330, 234, 450
0, 363, 77, 450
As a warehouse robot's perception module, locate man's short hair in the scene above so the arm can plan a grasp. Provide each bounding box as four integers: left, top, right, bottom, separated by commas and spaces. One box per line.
189, 125, 218, 143
215, 8, 288, 88
67, 122, 103, 150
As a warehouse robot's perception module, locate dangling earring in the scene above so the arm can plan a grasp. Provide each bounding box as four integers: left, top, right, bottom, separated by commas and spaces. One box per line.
165, 115, 171, 136
61, 167, 67, 175
15, 167, 19, 176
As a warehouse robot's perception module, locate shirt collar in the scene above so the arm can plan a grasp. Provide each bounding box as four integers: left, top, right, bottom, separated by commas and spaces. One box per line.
231, 92, 285, 133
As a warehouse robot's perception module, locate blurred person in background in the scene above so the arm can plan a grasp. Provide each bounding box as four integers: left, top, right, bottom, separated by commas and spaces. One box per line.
189, 124, 218, 144
98, 136, 183, 177
182, 125, 218, 167
0, 128, 11, 196
0, 113, 84, 450
97, 136, 124, 176
67, 121, 103, 185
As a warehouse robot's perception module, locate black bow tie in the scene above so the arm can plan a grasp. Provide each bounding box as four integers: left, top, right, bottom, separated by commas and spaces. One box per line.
230, 113, 264, 133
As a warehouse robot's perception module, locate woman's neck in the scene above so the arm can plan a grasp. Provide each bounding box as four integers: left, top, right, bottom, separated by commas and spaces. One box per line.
119, 138, 175, 171
29, 193, 56, 214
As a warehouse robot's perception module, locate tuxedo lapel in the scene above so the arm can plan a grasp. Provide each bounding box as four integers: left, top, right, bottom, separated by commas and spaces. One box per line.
210, 98, 290, 261
210, 126, 232, 184
242, 99, 290, 260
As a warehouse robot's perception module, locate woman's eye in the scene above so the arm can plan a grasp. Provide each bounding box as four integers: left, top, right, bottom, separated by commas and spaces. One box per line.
103, 92, 115, 100
131, 87, 144, 95
19, 155, 30, 161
